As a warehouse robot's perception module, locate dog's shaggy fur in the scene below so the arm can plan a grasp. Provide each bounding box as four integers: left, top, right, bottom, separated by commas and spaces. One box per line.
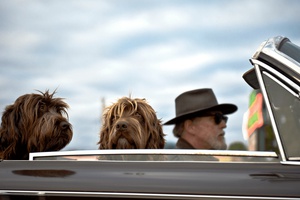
98, 97, 165, 149
0, 90, 72, 160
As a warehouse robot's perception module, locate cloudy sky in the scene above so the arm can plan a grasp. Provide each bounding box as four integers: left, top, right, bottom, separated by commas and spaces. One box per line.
1, 0, 299, 150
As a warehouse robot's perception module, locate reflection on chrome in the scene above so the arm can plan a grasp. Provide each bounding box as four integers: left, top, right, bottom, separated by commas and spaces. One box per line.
30, 149, 278, 162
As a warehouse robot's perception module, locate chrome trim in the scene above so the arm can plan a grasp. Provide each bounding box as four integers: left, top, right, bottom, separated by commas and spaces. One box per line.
281, 161, 300, 166
29, 149, 278, 161
0, 190, 298, 199
250, 59, 300, 92
264, 48, 300, 75
289, 157, 300, 161
260, 36, 300, 74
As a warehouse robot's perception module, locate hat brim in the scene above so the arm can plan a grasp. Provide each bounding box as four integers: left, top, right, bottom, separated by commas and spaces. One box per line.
164, 103, 237, 125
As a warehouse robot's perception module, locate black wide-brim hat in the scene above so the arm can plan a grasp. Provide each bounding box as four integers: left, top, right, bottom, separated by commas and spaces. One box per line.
164, 88, 238, 125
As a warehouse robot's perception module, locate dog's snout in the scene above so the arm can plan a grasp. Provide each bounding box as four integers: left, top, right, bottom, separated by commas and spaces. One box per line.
116, 121, 128, 131
60, 121, 70, 130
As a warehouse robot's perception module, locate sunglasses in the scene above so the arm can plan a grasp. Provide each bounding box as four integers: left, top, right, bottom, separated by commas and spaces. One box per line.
204, 113, 228, 125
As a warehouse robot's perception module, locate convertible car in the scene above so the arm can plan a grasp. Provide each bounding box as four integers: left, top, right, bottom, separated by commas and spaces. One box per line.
1, 36, 300, 199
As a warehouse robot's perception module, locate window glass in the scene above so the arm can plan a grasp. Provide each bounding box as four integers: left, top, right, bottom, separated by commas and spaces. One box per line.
263, 72, 300, 160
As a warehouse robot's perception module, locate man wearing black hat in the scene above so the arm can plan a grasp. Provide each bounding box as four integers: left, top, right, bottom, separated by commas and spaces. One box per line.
164, 88, 237, 150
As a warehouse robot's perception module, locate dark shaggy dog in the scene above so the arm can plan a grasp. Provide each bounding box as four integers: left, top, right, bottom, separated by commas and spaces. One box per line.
0, 90, 72, 160
98, 97, 165, 149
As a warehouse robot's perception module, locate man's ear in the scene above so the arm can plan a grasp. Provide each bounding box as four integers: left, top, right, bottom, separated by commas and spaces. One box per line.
183, 119, 196, 135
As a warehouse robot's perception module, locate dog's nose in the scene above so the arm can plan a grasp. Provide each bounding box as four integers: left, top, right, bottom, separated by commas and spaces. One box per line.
116, 121, 128, 131
60, 121, 70, 130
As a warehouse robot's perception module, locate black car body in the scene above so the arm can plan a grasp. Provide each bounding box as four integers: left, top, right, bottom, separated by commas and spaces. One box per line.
1, 36, 300, 199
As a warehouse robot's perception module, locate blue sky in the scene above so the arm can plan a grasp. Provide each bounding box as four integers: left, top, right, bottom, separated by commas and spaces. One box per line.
0, 0, 300, 150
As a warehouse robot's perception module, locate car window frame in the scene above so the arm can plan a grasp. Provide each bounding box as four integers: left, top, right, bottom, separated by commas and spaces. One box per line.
251, 58, 300, 164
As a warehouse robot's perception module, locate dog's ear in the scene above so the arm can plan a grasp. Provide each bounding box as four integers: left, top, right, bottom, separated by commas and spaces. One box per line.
98, 111, 111, 149
98, 127, 109, 149
0, 104, 21, 159
138, 101, 165, 149
157, 122, 166, 148
98, 104, 117, 149
146, 119, 165, 149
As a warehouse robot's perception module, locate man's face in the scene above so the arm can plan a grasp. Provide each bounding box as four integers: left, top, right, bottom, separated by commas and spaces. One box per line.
190, 112, 227, 150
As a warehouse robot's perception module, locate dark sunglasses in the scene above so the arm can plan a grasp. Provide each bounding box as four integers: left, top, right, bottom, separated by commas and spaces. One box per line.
205, 113, 228, 125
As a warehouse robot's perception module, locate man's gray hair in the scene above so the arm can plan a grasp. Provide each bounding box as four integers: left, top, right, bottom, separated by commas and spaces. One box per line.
172, 122, 184, 138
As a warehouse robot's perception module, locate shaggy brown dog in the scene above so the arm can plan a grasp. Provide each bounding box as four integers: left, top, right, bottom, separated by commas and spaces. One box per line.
0, 90, 72, 160
98, 97, 165, 149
